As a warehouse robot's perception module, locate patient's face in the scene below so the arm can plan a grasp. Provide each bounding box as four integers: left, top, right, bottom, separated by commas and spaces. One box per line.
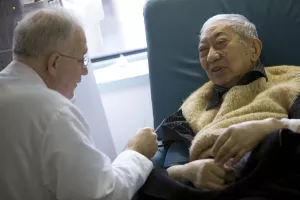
198, 25, 254, 88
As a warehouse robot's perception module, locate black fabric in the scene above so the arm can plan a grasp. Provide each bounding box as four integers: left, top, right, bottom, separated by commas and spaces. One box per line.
288, 94, 300, 119
206, 85, 229, 111
237, 62, 268, 85
138, 167, 214, 200
139, 129, 300, 200
207, 62, 267, 110
162, 110, 194, 146
144, 0, 300, 141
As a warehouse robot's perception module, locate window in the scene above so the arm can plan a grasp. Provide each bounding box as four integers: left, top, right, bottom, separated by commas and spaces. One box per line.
62, 0, 147, 59
99, 0, 147, 57
93, 52, 148, 85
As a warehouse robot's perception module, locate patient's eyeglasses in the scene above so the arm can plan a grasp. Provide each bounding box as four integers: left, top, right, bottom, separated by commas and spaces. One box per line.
58, 53, 90, 67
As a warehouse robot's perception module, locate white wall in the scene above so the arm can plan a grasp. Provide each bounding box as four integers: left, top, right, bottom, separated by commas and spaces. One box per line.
99, 76, 154, 154
74, 69, 117, 160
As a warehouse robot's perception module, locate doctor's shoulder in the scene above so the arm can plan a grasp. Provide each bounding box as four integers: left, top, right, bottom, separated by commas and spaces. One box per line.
0, 84, 88, 133
2, 84, 77, 119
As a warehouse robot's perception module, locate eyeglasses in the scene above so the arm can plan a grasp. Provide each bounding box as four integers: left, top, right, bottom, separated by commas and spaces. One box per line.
58, 53, 90, 67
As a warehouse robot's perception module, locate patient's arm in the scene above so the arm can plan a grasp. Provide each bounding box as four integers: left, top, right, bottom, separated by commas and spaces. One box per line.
212, 118, 287, 166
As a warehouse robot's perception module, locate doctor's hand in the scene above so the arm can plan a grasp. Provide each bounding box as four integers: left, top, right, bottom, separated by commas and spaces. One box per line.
212, 118, 286, 166
126, 128, 158, 159
167, 159, 229, 191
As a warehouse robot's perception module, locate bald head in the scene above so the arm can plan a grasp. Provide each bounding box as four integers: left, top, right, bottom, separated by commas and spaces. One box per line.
13, 8, 81, 57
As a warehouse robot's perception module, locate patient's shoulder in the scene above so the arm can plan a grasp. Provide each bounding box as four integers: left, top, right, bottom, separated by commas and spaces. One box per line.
265, 65, 300, 75
265, 65, 300, 84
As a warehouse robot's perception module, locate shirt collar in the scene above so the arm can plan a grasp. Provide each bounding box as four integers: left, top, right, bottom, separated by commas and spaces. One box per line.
206, 62, 267, 110
0, 60, 47, 88
237, 62, 268, 85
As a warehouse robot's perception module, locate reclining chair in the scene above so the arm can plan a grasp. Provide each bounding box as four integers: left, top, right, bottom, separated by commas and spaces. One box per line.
144, 0, 300, 168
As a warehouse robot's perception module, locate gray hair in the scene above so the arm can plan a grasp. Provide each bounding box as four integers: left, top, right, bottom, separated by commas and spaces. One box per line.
13, 8, 81, 57
200, 14, 258, 40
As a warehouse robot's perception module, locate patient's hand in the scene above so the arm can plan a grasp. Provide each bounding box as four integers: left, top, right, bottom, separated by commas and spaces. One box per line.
167, 159, 229, 191
212, 118, 286, 166
190, 129, 224, 161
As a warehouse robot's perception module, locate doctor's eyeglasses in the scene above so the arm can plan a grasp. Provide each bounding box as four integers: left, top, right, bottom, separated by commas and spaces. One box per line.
58, 53, 90, 67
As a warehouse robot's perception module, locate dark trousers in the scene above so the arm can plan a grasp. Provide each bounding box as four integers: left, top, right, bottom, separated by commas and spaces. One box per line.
138, 129, 300, 200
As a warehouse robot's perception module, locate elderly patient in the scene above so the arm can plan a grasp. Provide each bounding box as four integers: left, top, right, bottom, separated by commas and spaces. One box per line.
163, 14, 300, 190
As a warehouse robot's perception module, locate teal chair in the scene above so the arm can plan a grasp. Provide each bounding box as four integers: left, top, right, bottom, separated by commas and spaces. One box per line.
144, 0, 300, 168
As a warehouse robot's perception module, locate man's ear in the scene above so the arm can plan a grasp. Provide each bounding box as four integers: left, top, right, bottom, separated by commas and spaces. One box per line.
251, 38, 263, 63
47, 53, 60, 77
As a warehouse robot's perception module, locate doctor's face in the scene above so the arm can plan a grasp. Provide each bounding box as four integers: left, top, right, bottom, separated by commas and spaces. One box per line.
47, 27, 89, 99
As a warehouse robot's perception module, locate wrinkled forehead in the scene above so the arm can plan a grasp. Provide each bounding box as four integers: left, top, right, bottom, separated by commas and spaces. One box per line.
200, 26, 232, 43
200, 21, 235, 43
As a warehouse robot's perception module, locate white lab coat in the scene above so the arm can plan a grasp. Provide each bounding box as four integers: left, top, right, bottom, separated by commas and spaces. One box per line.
0, 61, 153, 200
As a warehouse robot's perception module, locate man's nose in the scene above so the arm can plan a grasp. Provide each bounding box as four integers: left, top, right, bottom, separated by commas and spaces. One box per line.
81, 67, 88, 75
207, 47, 220, 63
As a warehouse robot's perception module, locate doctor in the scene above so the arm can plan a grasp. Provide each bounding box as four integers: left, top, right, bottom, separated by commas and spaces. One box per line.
0, 8, 157, 200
